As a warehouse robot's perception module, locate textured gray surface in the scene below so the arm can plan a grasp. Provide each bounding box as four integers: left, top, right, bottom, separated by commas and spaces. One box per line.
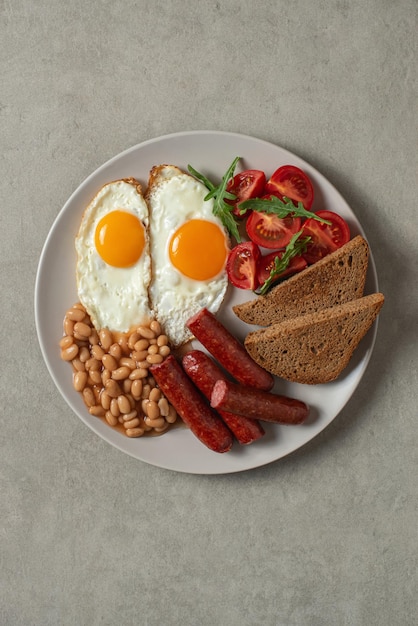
1, 1, 417, 625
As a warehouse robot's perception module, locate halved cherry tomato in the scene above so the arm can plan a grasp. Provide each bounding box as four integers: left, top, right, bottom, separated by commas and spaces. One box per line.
226, 170, 266, 217
256, 251, 307, 287
246, 208, 302, 249
226, 241, 261, 290
302, 210, 350, 264
265, 165, 314, 210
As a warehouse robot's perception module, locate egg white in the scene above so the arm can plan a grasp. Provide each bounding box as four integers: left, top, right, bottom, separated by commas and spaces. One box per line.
75, 179, 152, 333
147, 166, 229, 346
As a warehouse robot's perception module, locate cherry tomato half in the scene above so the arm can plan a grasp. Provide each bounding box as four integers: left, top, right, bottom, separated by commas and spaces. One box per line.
226, 170, 266, 217
226, 241, 261, 290
265, 165, 314, 210
256, 251, 307, 287
246, 210, 302, 249
302, 210, 350, 264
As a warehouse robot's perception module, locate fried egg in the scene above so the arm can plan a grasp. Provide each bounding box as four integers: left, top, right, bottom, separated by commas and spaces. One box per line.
75, 178, 152, 332
146, 165, 229, 346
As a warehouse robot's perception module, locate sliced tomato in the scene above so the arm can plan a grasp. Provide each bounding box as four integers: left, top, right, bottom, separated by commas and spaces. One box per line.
265, 165, 314, 210
226, 241, 261, 290
256, 251, 307, 287
246, 209, 302, 250
302, 210, 350, 264
226, 169, 266, 217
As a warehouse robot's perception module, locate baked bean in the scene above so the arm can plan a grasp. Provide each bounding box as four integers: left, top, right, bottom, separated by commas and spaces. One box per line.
141, 399, 149, 414
117, 395, 131, 414
101, 369, 111, 384
126, 428, 144, 438
128, 332, 140, 349
157, 334, 168, 347
109, 343, 122, 360
102, 353, 118, 371
59, 335, 73, 349
149, 338, 157, 345
154, 424, 170, 433
91, 345, 105, 360
122, 379, 132, 394
149, 387, 161, 402
146, 353, 163, 365
90, 329, 99, 346
122, 410, 138, 422
120, 357, 136, 369
72, 302, 86, 312
147, 343, 159, 355
74, 322, 91, 338
100, 390, 111, 410
72, 358, 85, 372
79, 346, 90, 363
166, 406, 177, 424
126, 394, 136, 410
132, 349, 148, 362
110, 398, 120, 417
105, 379, 122, 398
67, 307, 85, 322
88, 370, 102, 385
150, 319, 162, 335
145, 416, 165, 429
142, 384, 151, 399
134, 338, 149, 352
85, 357, 101, 371
63, 318, 75, 336
111, 366, 131, 381
105, 411, 119, 427
158, 397, 169, 417
131, 379, 143, 399
118, 334, 130, 354
123, 417, 140, 429
89, 405, 105, 417
137, 325, 155, 340
82, 387, 95, 407
73, 371, 88, 392
159, 345, 171, 358
138, 359, 151, 369
61, 344, 79, 361
99, 328, 113, 351
129, 368, 148, 380
146, 400, 160, 420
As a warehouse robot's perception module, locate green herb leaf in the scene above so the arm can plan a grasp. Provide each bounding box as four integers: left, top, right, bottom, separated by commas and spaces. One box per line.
257, 231, 311, 296
239, 196, 332, 224
188, 157, 242, 242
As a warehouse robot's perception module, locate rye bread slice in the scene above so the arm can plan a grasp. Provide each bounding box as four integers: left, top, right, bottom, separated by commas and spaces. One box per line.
243, 293, 384, 384
233, 235, 369, 326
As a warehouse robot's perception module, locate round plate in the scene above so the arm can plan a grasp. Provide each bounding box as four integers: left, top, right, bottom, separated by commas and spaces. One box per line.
35, 131, 379, 474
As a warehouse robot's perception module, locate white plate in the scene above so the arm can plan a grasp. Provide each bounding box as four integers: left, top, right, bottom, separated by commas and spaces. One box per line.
35, 131, 379, 474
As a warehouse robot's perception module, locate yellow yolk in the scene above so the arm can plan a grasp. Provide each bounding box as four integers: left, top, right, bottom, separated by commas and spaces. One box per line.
169, 219, 228, 280
95, 210, 145, 267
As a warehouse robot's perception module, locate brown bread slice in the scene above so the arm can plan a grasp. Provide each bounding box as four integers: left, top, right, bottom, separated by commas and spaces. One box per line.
244, 293, 384, 384
233, 235, 369, 326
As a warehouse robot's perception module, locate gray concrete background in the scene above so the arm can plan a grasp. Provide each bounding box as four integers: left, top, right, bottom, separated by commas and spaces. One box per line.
1, 1, 417, 625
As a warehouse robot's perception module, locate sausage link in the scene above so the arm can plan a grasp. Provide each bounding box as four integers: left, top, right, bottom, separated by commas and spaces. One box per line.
186, 308, 274, 391
210, 379, 309, 425
182, 350, 265, 445
150, 355, 233, 453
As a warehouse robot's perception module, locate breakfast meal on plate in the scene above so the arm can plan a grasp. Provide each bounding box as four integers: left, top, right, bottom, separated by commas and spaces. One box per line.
60, 156, 384, 452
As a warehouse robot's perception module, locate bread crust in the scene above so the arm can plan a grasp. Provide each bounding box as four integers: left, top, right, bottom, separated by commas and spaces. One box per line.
244, 293, 384, 384
233, 235, 370, 326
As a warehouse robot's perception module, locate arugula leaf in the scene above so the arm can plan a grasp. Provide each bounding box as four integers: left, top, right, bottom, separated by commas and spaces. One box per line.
257, 231, 311, 296
188, 157, 242, 242
239, 196, 332, 224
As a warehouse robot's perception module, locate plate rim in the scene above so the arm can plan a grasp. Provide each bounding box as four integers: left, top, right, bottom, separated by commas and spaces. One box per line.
34, 130, 380, 474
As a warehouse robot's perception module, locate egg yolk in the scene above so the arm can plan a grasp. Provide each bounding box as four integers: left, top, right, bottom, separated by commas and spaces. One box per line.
95, 210, 145, 267
169, 219, 228, 280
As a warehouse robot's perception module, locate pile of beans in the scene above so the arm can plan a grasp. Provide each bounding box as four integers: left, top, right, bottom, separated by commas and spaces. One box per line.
60, 303, 178, 437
